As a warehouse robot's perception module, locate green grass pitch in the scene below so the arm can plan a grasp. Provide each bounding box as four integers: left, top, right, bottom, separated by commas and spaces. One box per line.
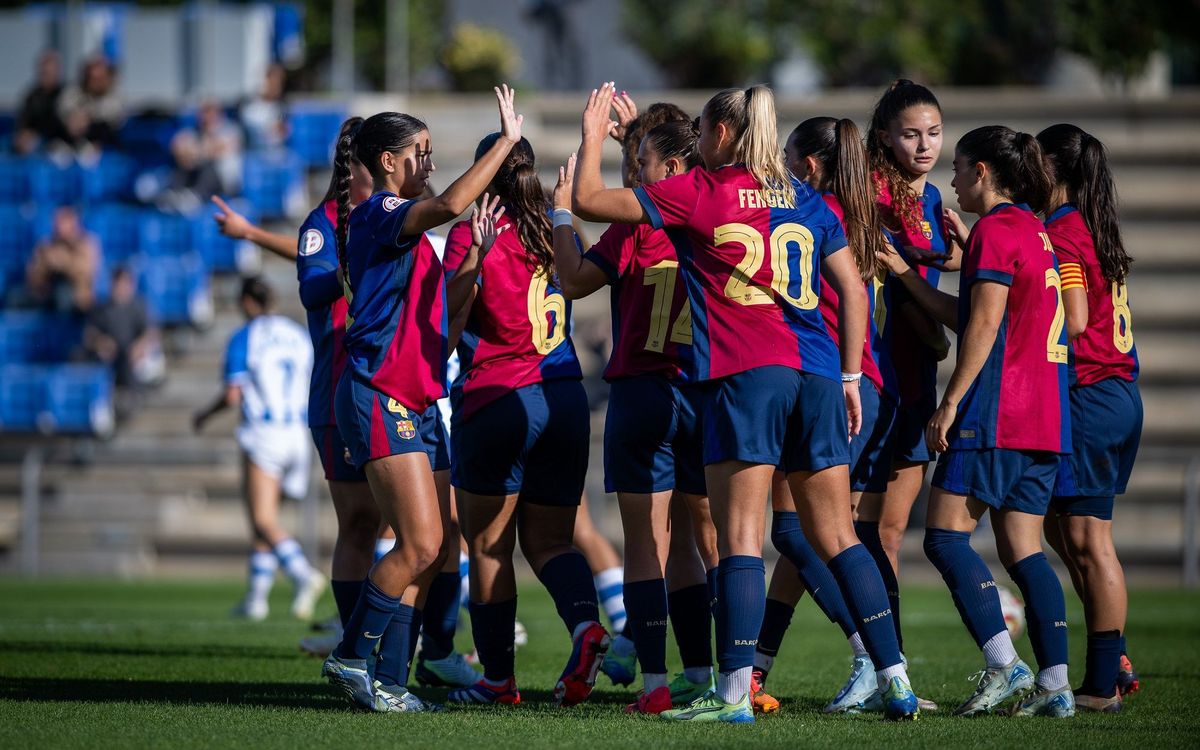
0, 579, 1197, 748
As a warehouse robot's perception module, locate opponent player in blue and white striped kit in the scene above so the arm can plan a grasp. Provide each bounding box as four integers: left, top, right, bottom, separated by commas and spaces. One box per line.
194, 277, 322, 622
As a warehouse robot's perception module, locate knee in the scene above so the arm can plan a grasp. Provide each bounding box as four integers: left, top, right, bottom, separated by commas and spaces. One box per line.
877, 521, 906, 556
923, 527, 967, 570
402, 533, 445, 574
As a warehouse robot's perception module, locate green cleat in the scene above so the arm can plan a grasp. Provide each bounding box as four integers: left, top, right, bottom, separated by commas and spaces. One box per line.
660, 690, 755, 724
668, 671, 715, 706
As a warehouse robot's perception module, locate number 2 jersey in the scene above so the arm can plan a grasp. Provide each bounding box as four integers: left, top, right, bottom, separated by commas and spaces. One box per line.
443, 215, 581, 422
634, 166, 848, 383
951, 203, 1070, 454
341, 192, 448, 412
224, 313, 313, 433
1044, 204, 1139, 387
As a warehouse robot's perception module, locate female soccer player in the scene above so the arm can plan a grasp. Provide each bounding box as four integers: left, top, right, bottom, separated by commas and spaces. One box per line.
879, 125, 1074, 718
320, 86, 521, 713
1038, 123, 1142, 712
572, 83, 918, 723
442, 133, 608, 708
551, 119, 713, 714
861, 81, 957, 656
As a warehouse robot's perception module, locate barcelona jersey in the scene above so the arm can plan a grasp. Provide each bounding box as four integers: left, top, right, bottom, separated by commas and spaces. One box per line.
295, 200, 350, 428
876, 179, 948, 406
1045, 204, 1139, 387
582, 222, 693, 381
634, 167, 847, 383
443, 215, 581, 421
951, 203, 1070, 454
341, 192, 448, 413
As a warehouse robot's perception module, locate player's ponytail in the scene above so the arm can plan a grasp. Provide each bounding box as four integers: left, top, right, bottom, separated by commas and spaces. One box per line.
788, 117, 883, 280
328, 116, 364, 278
704, 85, 794, 208
957, 125, 1052, 212
867, 79, 941, 234
642, 119, 701, 172
475, 133, 554, 279
1037, 123, 1131, 284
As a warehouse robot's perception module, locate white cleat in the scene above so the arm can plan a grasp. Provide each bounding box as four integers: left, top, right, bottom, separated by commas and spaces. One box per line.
291, 571, 327, 621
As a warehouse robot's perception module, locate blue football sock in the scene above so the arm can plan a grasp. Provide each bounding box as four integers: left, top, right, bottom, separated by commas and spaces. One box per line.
330, 579, 365, 629
336, 579, 398, 661
756, 597, 795, 662
1079, 629, 1121, 697
375, 603, 416, 687
855, 520, 903, 652
420, 572, 461, 660
772, 511, 856, 637
624, 578, 669, 675
827, 544, 903, 670
706, 565, 719, 617
1006, 551, 1069, 671
407, 608, 423, 669
536, 552, 601, 634
668, 583, 713, 669
924, 527, 1007, 648
468, 597, 517, 682
714, 555, 765, 673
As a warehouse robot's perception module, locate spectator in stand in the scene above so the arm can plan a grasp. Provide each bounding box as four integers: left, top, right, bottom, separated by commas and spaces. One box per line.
240, 63, 290, 151
58, 55, 124, 155
26, 205, 101, 314
84, 267, 163, 418
160, 100, 243, 214
14, 50, 69, 155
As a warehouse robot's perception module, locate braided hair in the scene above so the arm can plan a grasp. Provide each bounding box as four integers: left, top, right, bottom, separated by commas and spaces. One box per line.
474, 133, 554, 279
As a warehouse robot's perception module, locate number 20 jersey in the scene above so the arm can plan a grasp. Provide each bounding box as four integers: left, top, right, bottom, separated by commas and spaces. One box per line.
634, 166, 848, 383
951, 203, 1070, 454
443, 215, 582, 421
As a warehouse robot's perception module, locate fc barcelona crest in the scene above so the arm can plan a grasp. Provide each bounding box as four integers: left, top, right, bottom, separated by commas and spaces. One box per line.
396, 419, 417, 440
920, 220, 933, 240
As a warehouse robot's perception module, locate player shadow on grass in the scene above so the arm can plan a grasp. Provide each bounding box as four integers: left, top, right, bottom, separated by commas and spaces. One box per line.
0, 676, 354, 711
0, 639, 301, 661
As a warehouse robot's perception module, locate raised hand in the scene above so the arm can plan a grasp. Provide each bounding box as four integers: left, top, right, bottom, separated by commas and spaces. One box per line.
211, 195, 252, 240
875, 238, 912, 276
943, 207, 970, 245
553, 153, 577, 211
495, 84, 524, 145
582, 82, 619, 143
470, 192, 508, 257
610, 91, 638, 142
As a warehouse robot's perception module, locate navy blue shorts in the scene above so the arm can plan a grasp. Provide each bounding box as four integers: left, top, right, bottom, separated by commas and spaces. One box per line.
850, 380, 898, 494
932, 448, 1059, 515
311, 424, 367, 482
1050, 378, 1142, 520
451, 379, 589, 506
603, 375, 706, 496
890, 393, 937, 464
334, 373, 440, 471
704, 366, 850, 474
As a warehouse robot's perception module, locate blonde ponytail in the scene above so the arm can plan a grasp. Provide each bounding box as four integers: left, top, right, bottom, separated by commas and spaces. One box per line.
704, 86, 794, 208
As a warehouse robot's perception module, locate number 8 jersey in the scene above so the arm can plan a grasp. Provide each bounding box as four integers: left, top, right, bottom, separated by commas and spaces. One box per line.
634, 167, 848, 383
443, 215, 582, 421
951, 203, 1071, 454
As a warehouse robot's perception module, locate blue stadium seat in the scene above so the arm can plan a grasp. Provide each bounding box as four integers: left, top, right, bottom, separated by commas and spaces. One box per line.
191, 200, 258, 274
28, 158, 83, 207
287, 104, 348, 168
43, 363, 115, 436
0, 204, 34, 294
138, 212, 193, 258
0, 312, 83, 364
119, 114, 182, 170
242, 150, 305, 220
82, 153, 137, 203
0, 364, 45, 432
138, 251, 212, 328
86, 203, 143, 266
0, 157, 28, 204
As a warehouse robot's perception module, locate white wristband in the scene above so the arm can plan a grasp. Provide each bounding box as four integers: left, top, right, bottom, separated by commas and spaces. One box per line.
841, 371, 863, 383
552, 208, 574, 228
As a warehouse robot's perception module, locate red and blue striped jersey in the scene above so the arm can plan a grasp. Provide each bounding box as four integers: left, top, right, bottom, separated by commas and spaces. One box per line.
951, 203, 1071, 454
444, 215, 581, 421
634, 167, 847, 383
876, 179, 947, 406
582, 222, 693, 381
296, 200, 348, 428
341, 192, 448, 412
817, 193, 892, 395
1045, 204, 1138, 387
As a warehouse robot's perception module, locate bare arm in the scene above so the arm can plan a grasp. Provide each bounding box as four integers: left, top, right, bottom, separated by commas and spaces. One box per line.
925, 281, 1008, 453
401, 85, 523, 235
824, 247, 866, 436
877, 241, 958, 329
552, 153, 609, 299
1063, 286, 1088, 340
192, 385, 240, 433
572, 83, 649, 224
212, 196, 297, 260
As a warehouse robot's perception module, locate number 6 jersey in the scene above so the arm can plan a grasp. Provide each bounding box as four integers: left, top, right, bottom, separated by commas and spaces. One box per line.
443, 215, 582, 422
634, 166, 847, 383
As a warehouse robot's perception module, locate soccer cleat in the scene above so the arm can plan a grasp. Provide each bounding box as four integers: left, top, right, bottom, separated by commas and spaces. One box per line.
660, 690, 755, 723
312, 614, 341, 632
372, 681, 442, 713
231, 599, 268, 622
625, 685, 673, 715
322, 653, 375, 710
953, 658, 1035, 716
668, 671, 715, 706
554, 621, 611, 707
1008, 685, 1076, 718
299, 629, 341, 658
823, 654, 877, 713
880, 676, 920, 721
1117, 654, 1140, 696
750, 669, 779, 714
1074, 690, 1123, 713
447, 677, 521, 705
600, 635, 637, 687
292, 571, 327, 621
415, 651, 481, 688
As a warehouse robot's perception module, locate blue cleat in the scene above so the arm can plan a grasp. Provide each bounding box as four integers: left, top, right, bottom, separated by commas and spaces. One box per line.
554, 622, 611, 707
599, 634, 637, 687
447, 677, 521, 705
823, 654, 877, 713
881, 676, 920, 721
322, 653, 375, 710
